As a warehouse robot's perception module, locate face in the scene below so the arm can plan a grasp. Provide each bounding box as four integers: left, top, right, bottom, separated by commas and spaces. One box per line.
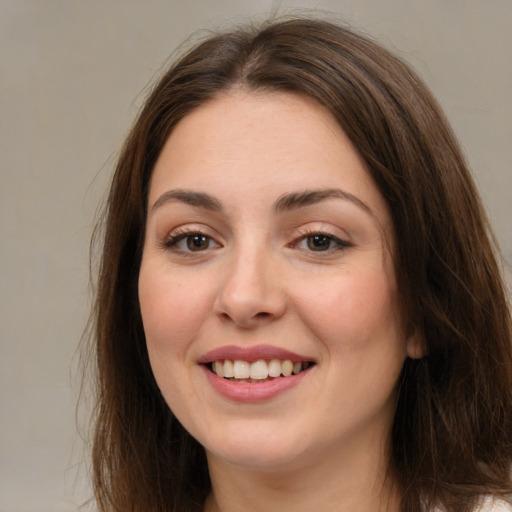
139, 91, 416, 473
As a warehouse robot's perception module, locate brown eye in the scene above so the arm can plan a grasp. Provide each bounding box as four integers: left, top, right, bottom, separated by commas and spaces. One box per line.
306, 235, 333, 251
292, 232, 351, 254
164, 231, 221, 253
186, 235, 210, 251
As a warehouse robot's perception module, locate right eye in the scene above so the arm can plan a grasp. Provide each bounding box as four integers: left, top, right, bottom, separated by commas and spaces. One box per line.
165, 232, 221, 253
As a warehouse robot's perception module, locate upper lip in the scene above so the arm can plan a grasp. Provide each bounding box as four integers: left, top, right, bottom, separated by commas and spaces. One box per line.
197, 345, 314, 364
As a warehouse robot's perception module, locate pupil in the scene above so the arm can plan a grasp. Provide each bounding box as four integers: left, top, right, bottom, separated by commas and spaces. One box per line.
308, 235, 330, 251
187, 235, 208, 251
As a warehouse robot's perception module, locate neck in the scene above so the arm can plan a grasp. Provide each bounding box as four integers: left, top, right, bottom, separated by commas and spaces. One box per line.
204, 439, 400, 512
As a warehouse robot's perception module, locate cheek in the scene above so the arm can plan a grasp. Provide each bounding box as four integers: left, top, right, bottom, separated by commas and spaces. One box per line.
138, 261, 213, 357
295, 264, 403, 355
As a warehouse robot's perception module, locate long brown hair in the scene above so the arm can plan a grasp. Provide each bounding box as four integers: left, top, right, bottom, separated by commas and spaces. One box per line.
88, 18, 512, 512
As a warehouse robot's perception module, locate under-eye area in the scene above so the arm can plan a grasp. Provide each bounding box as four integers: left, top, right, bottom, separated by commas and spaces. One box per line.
205, 359, 316, 382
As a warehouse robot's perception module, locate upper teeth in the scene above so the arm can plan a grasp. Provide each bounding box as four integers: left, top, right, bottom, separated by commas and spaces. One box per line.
212, 359, 306, 380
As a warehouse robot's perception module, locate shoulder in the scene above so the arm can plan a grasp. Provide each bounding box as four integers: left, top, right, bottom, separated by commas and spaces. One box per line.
477, 497, 512, 512
432, 498, 512, 512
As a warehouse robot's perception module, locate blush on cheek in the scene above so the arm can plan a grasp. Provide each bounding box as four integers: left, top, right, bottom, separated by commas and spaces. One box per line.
139, 267, 217, 363
299, 272, 400, 353
346, 266, 398, 315
141, 301, 199, 353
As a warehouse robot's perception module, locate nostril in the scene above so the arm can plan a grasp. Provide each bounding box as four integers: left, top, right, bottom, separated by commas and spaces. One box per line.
217, 309, 275, 326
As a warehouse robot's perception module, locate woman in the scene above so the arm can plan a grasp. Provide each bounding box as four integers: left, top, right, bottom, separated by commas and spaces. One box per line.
88, 18, 512, 512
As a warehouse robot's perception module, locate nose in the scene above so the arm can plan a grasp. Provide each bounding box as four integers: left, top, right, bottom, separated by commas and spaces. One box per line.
214, 244, 286, 329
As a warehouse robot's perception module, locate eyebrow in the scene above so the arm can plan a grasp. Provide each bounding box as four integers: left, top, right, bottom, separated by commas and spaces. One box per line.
151, 189, 222, 213
150, 187, 372, 215
274, 188, 372, 215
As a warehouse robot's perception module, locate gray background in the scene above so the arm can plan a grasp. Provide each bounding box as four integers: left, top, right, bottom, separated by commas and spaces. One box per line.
1, 1, 511, 510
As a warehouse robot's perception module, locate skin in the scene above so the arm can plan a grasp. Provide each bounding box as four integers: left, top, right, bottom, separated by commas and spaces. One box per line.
138, 90, 420, 512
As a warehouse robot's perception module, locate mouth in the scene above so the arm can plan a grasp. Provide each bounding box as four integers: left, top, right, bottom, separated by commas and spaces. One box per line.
199, 346, 315, 402
205, 359, 314, 383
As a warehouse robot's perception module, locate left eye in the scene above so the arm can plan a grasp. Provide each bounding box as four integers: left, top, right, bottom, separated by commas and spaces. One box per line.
185, 234, 211, 251
295, 234, 348, 252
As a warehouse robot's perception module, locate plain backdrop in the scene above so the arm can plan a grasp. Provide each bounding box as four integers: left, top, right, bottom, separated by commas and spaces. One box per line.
1, 1, 511, 510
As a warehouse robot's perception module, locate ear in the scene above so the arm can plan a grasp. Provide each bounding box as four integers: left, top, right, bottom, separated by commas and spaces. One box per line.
406, 330, 426, 359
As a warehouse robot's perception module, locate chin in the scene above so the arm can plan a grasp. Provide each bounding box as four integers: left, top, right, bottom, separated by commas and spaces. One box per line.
201, 421, 309, 470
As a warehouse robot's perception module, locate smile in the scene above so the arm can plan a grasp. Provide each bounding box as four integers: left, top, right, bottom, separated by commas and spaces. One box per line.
198, 345, 316, 401
209, 359, 312, 381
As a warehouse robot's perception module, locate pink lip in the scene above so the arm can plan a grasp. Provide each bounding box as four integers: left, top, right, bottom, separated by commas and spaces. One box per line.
198, 345, 315, 403
200, 364, 313, 403
197, 345, 312, 364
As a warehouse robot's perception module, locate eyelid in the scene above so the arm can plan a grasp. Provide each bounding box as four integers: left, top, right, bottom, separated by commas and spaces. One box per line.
158, 222, 351, 256
289, 226, 353, 253
161, 225, 222, 253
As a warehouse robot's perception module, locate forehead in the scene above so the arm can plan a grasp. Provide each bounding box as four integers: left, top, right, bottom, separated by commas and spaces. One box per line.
148, 90, 391, 226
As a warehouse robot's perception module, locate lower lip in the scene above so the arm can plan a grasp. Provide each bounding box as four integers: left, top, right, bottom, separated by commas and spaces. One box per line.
201, 365, 312, 403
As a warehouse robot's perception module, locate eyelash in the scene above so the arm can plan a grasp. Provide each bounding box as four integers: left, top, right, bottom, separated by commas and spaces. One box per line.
289, 228, 352, 253
163, 226, 351, 257
163, 228, 221, 254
